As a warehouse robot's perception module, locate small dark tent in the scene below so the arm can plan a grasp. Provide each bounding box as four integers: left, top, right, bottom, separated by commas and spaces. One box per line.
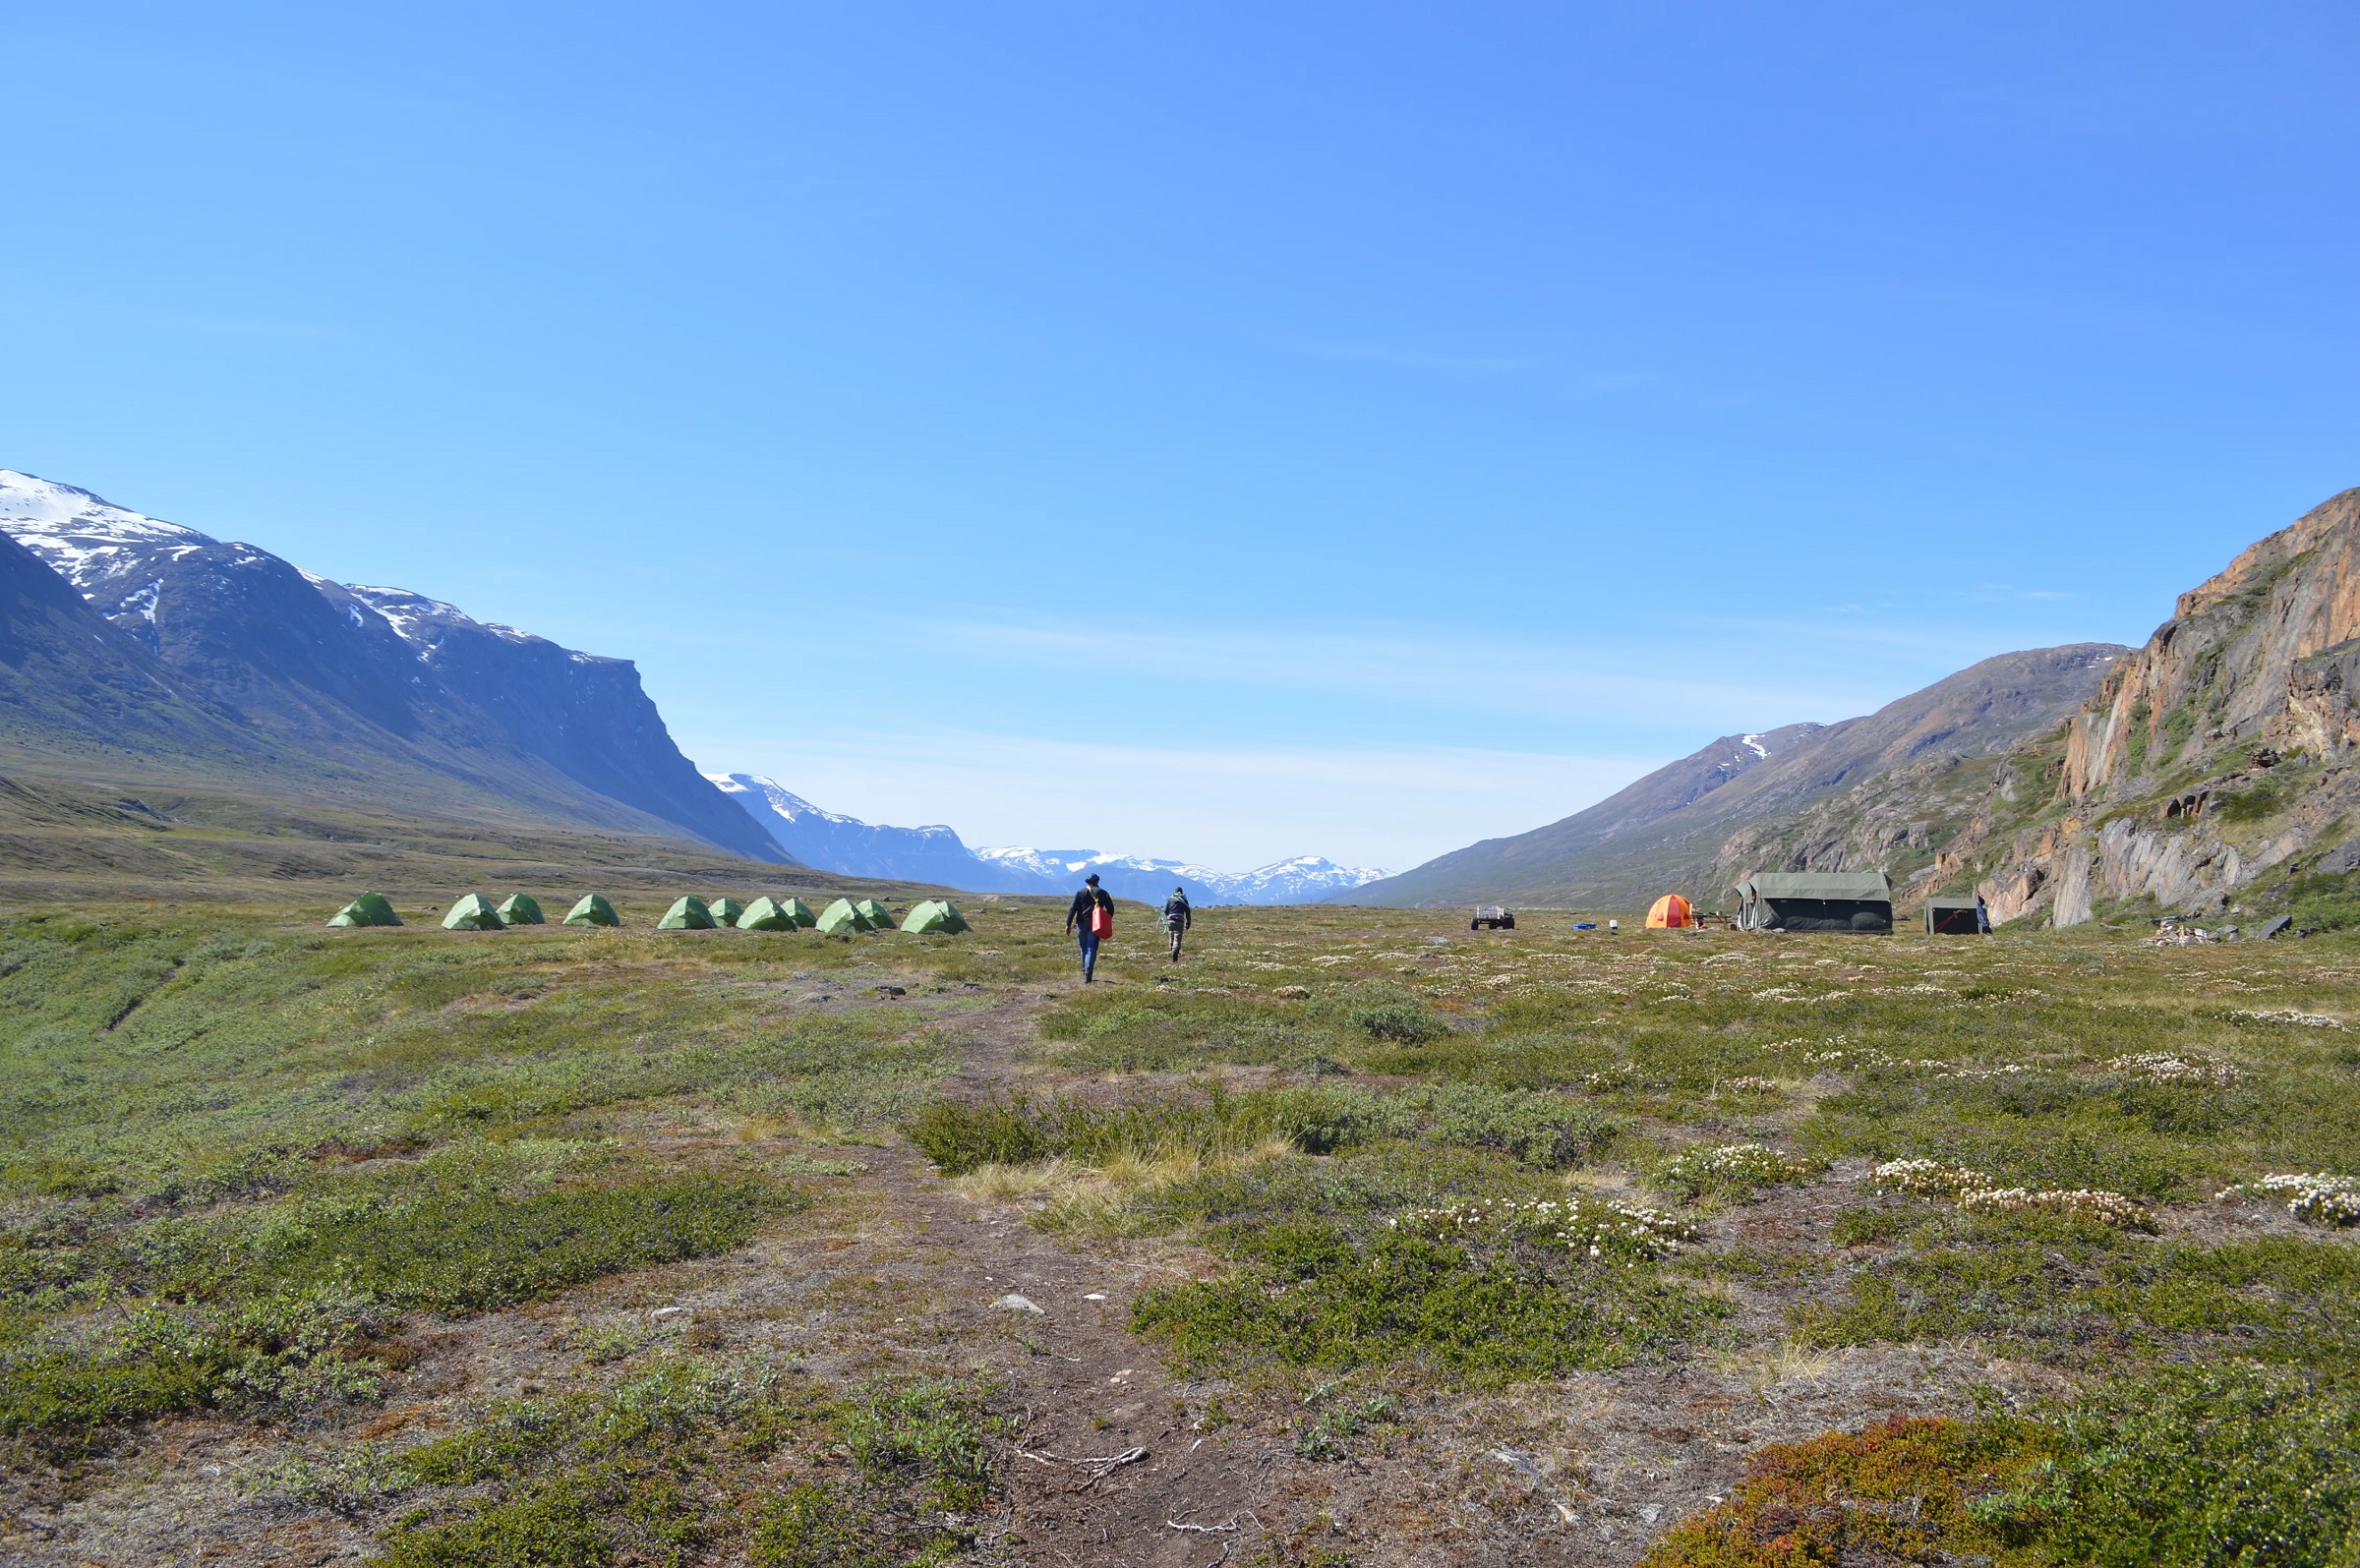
564, 893, 620, 927
1923, 897, 1983, 935
658, 896, 717, 930
738, 897, 796, 931
328, 891, 401, 928
1733, 872, 1894, 933
709, 897, 746, 925
442, 894, 506, 931
497, 894, 546, 925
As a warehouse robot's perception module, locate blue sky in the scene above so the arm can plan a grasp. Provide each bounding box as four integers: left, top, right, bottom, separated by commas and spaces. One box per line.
7, 4, 2358, 871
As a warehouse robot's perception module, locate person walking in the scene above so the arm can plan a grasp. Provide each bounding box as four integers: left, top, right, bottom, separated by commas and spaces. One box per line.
1162, 885, 1193, 962
1065, 872, 1114, 983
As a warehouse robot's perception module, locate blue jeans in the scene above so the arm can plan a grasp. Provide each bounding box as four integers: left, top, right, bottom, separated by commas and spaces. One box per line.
1077, 930, 1100, 980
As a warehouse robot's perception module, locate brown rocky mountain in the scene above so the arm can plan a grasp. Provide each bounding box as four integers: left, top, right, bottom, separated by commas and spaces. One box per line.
1667, 486, 2360, 927
1350, 645, 2125, 909
1934, 486, 2360, 924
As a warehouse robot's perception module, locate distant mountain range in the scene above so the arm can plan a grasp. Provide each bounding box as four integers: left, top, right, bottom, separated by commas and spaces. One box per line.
0, 468, 1385, 899
709, 772, 1386, 904
1350, 644, 2128, 910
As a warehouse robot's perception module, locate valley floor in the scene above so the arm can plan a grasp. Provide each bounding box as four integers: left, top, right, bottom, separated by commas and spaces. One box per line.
4, 899, 2357, 1566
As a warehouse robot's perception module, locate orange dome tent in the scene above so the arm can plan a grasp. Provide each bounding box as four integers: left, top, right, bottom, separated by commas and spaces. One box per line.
1645, 894, 1695, 929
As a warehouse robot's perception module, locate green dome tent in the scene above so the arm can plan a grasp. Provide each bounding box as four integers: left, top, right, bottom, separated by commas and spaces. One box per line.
900, 900, 971, 935
709, 897, 746, 925
442, 894, 506, 931
779, 898, 817, 928
327, 891, 401, 928
854, 899, 894, 928
563, 893, 620, 927
815, 897, 871, 934
658, 896, 717, 930
497, 894, 546, 925
737, 897, 797, 930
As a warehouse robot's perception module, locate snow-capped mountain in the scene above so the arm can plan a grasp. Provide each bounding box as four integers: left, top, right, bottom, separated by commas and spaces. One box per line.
709, 774, 1044, 890
710, 771, 1386, 902
0, 469, 782, 860
975, 847, 1389, 905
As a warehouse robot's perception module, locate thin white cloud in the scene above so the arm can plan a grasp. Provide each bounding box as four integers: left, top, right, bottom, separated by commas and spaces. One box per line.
943, 619, 1894, 731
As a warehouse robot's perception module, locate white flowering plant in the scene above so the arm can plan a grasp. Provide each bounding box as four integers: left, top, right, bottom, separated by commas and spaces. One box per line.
1872, 1158, 2157, 1233
1391, 1195, 1696, 1264
2218, 1173, 2360, 1227
1657, 1142, 1815, 1202
2099, 1052, 2242, 1087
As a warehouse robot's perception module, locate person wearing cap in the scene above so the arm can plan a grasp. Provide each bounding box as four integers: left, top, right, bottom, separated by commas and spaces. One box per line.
1065, 873, 1115, 983
1161, 885, 1193, 962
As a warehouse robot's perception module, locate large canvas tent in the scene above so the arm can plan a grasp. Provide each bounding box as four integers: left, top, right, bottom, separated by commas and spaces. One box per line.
442, 894, 506, 931
1923, 897, 1984, 935
497, 894, 545, 924
816, 898, 871, 934
658, 896, 717, 930
737, 897, 797, 931
900, 900, 971, 934
1645, 894, 1695, 929
1734, 872, 1894, 933
564, 893, 620, 927
327, 891, 401, 928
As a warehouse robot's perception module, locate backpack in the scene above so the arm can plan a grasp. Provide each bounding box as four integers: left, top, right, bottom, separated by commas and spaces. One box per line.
1088, 900, 1112, 938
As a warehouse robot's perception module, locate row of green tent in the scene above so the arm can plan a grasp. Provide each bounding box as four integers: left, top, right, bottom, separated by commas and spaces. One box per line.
327, 891, 969, 935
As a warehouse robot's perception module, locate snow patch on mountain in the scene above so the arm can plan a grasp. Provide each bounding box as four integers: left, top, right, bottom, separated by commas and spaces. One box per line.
0, 469, 212, 589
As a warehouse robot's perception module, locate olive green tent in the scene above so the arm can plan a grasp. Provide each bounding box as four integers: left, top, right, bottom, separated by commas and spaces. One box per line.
854, 899, 894, 928
900, 899, 971, 935
815, 897, 871, 934
327, 891, 401, 928
1733, 872, 1893, 933
738, 897, 797, 931
709, 897, 746, 925
1923, 897, 1983, 935
658, 896, 716, 930
497, 894, 546, 925
563, 893, 620, 927
779, 898, 817, 929
442, 894, 506, 931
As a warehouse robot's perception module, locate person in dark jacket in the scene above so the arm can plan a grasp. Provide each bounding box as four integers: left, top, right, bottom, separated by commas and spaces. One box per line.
1065, 873, 1114, 983
1161, 886, 1193, 962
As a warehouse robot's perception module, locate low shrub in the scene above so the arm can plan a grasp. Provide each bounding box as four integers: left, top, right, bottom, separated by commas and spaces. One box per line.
1410, 1083, 1617, 1168
0, 1284, 389, 1452
1983, 1365, 2360, 1567
1638, 1416, 2043, 1567
1132, 1218, 1715, 1382
904, 1083, 1615, 1178
253, 1174, 796, 1313
842, 1377, 1000, 1512
1656, 1143, 1814, 1203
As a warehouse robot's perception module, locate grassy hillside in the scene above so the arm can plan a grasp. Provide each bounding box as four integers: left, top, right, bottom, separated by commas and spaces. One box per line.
5, 896, 2358, 1566
0, 766, 910, 906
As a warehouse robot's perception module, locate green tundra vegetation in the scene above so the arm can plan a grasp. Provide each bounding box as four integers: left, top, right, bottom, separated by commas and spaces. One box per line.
4, 893, 2359, 1564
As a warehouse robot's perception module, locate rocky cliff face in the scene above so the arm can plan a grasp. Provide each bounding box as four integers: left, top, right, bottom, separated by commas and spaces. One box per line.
1951, 487, 2360, 925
